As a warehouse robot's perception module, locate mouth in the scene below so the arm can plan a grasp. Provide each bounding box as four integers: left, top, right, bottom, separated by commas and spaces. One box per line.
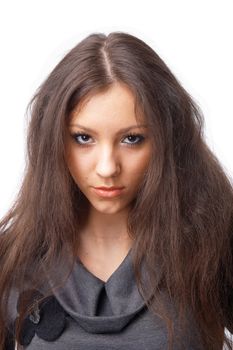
92, 186, 125, 198
94, 186, 124, 191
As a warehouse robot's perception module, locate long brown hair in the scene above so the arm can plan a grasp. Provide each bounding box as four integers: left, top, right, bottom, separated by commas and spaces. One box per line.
1, 31, 233, 350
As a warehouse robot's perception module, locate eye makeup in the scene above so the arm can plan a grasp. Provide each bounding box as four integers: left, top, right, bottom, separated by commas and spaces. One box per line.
70, 132, 146, 148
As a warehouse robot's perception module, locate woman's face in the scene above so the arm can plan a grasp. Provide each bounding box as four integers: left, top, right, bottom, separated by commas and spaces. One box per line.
65, 82, 153, 215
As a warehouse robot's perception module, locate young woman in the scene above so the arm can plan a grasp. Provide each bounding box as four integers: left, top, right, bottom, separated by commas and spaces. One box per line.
0, 31, 233, 350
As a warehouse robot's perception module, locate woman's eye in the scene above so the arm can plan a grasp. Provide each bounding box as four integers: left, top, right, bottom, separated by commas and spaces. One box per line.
71, 133, 145, 147
123, 133, 145, 146
72, 133, 92, 145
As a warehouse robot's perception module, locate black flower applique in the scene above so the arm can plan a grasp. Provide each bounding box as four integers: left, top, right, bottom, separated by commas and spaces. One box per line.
13, 289, 67, 346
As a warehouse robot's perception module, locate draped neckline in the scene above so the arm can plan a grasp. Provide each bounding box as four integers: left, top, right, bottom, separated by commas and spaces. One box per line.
47, 247, 150, 333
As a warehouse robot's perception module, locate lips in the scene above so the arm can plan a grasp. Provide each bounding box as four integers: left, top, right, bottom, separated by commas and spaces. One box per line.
92, 186, 125, 198
94, 186, 124, 191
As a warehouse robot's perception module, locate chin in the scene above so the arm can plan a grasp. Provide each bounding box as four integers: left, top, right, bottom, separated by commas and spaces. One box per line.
93, 205, 122, 215
90, 201, 132, 215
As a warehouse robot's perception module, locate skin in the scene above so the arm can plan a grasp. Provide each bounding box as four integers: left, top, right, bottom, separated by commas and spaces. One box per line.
65, 82, 153, 280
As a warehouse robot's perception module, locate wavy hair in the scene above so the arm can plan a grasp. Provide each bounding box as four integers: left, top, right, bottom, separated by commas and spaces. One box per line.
1, 31, 233, 350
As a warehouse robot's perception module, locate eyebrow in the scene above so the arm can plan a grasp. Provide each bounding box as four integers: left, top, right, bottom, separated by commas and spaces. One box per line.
68, 123, 148, 134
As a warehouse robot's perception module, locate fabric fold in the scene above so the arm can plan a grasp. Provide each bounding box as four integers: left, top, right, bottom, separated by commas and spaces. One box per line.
48, 248, 149, 333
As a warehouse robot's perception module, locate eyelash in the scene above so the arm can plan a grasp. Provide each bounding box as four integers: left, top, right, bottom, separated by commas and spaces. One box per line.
71, 132, 145, 147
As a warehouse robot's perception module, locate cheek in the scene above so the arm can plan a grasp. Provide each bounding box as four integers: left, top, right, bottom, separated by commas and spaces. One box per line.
65, 150, 83, 182
130, 147, 152, 174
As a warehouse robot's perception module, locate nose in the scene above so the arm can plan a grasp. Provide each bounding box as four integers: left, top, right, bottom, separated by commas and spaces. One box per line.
95, 147, 120, 178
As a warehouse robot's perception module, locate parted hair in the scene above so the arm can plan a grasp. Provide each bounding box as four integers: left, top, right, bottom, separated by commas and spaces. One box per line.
0, 31, 233, 349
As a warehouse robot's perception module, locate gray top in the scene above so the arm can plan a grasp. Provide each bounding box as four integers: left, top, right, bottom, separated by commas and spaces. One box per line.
8, 248, 204, 349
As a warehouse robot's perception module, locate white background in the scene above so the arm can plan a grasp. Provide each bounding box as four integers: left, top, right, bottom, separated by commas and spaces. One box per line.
0, 0, 232, 217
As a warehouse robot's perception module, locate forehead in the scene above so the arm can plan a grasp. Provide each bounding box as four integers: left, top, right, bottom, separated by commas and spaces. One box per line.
69, 83, 145, 125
